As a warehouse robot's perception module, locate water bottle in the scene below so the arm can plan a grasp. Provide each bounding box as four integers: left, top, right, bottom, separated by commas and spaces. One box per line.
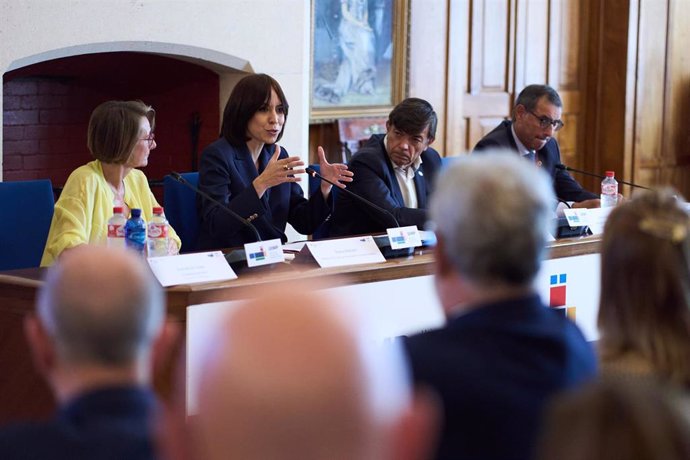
147, 206, 169, 257
601, 171, 618, 208
107, 206, 127, 249
125, 208, 147, 255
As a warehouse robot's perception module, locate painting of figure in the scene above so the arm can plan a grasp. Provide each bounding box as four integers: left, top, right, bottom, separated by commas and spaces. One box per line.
312, 0, 404, 117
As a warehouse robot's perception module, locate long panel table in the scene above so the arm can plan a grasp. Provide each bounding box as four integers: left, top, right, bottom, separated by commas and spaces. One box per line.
0, 236, 601, 424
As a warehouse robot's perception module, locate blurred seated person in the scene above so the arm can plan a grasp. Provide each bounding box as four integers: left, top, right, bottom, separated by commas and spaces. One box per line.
403, 151, 596, 460
598, 189, 690, 390
196, 73, 352, 249
538, 379, 690, 460
165, 286, 437, 460
473, 84, 601, 210
330, 98, 442, 237
41, 100, 180, 266
0, 246, 175, 460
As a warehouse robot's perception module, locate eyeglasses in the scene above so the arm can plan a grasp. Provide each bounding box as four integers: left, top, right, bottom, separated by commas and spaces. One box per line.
140, 133, 155, 147
527, 110, 564, 131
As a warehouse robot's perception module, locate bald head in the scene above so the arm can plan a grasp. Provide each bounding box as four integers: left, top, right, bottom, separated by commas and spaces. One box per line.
195, 289, 413, 460
37, 245, 164, 366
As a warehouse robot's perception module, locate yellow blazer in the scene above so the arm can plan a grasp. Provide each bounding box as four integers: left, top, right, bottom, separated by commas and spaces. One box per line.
41, 160, 181, 266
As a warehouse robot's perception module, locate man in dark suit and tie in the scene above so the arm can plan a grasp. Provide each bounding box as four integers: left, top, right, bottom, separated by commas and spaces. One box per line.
474, 84, 600, 209
403, 151, 597, 460
0, 246, 175, 460
330, 98, 442, 237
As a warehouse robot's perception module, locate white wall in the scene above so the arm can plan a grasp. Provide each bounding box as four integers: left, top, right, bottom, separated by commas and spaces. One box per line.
0, 0, 311, 182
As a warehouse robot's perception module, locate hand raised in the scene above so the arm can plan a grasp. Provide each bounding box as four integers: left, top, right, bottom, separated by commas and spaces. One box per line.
317, 146, 353, 197
253, 144, 306, 198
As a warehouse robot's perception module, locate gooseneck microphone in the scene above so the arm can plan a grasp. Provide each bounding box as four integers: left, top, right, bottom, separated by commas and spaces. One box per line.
305, 167, 400, 228
555, 164, 653, 191
170, 171, 262, 242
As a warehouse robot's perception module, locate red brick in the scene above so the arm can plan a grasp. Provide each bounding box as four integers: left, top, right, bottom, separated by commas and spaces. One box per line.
63, 124, 86, 140
3, 110, 39, 126
2, 154, 23, 171
38, 81, 69, 95
23, 153, 83, 170
2, 126, 24, 141
2, 170, 45, 181
23, 125, 65, 140
39, 109, 87, 125
4, 81, 38, 96
3, 139, 39, 155
39, 138, 81, 155
3, 95, 21, 110
21, 94, 65, 110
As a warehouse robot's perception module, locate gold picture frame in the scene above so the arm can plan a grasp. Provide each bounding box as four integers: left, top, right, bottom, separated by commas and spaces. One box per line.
310, 0, 409, 122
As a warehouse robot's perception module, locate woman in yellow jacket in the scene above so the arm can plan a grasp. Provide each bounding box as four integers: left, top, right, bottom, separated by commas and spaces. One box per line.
41, 100, 181, 266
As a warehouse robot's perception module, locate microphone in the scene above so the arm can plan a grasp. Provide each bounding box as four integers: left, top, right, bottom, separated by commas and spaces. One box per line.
305, 167, 400, 228
170, 171, 262, 242
555, 164, 652, 191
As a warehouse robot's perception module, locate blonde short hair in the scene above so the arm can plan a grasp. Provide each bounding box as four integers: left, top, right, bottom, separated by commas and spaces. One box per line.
87, 100, 155, 164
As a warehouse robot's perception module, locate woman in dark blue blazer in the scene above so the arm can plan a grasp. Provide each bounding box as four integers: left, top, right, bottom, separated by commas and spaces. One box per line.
197, 74, 352, 249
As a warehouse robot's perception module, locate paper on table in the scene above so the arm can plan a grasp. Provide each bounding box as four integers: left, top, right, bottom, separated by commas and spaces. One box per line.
282, 241, 307, 252
147, 251, 237, 287
306, 235, 385, 268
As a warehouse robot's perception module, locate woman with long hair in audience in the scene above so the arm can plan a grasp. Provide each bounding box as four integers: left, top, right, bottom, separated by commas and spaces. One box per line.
41, 100, 180, 265
196, 73, 352, 250
597, 189, 690, 387
538, 379, 690, 460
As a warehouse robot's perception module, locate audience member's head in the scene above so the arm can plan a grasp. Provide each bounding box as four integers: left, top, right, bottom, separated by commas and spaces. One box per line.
537, 379, 690, 460
190, 288, 436, 460
430, 150, 554, 312
25, 245, 167, 402
598, 189, 690, 386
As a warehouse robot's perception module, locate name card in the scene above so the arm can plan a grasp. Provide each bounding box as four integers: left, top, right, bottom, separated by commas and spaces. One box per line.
306, 235, 386, 268
563, 208, 589, 227
147, 251, 237, 287
244, 238, 285, 267
386, 225, 422, 249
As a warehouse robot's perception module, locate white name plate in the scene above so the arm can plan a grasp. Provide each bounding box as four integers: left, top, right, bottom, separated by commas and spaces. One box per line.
386, 225, 422, 249
244, 238, 285, 267
147, 251, 237, 287
306, 235, 386, 268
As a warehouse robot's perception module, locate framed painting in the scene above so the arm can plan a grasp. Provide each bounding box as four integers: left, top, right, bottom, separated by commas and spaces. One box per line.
310, 0, 409, 121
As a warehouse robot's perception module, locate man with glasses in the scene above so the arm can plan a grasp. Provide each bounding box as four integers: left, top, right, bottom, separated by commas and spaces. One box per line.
330, 98, 442, 237
473, 84, 599, 208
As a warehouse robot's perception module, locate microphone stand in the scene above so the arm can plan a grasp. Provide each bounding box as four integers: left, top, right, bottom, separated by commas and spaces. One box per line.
170, 171, 262, 243
306, 167, 417, 259
557, 164, 652, 191
305, 167, 400, 228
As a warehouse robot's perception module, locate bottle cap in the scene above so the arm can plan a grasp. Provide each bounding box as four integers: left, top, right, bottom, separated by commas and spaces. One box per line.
152, 206, 163, 215
113, 206, 123, 214
130, 208, 142, 218
605, 171, 615, 177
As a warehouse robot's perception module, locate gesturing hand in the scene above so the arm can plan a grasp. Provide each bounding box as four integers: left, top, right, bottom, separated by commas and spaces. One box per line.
253, 144, 305, 198
317, 146, 353, 197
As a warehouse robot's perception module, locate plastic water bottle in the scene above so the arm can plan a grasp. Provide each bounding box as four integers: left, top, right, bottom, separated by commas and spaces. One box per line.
601, 171, 618, 208
125, 208, 147, 255
107, 206, 127, 249
147, 206, 169, 257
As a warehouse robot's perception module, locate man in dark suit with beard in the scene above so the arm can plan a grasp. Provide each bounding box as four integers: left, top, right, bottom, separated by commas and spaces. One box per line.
474, 84, 599, 209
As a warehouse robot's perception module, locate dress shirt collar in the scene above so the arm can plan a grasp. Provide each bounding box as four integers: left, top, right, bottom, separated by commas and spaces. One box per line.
510, 124, 534, 157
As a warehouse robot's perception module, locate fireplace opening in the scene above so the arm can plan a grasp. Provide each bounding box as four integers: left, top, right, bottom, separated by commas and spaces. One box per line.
3, 51, 221, 200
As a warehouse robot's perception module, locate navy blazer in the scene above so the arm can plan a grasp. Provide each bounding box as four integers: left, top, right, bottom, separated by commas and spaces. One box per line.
404, 294, 597, 460
0, 386, 157, 460
197, 138, 331, 249
473, 120, 598, 202
330, 134, 442, 237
